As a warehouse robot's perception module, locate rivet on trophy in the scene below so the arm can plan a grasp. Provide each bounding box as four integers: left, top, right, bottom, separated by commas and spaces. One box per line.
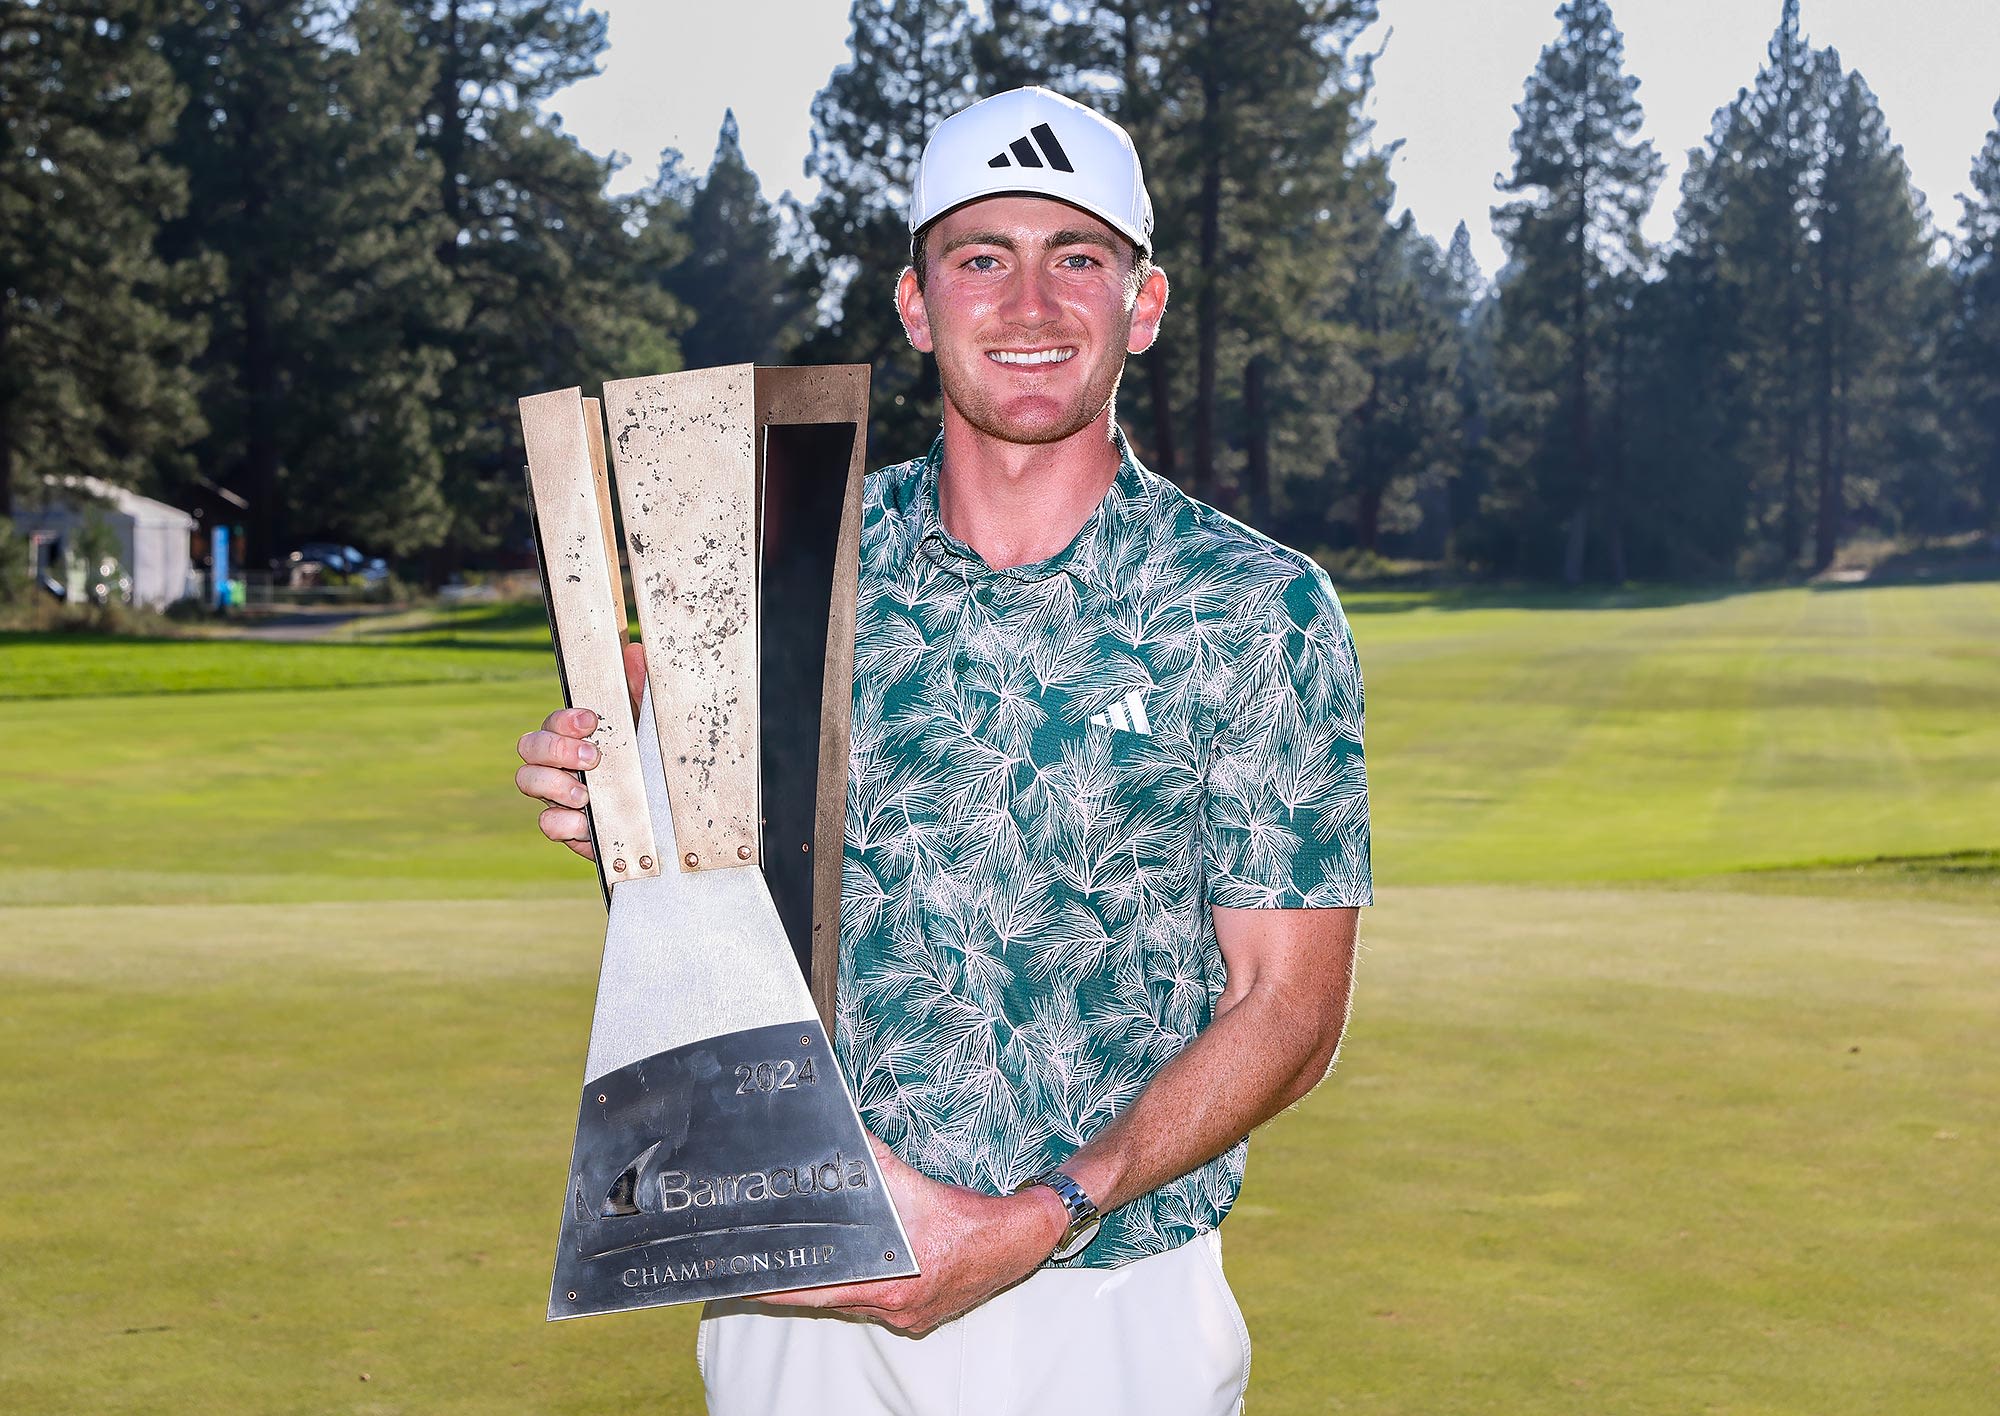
612, 858, 626, 873
639, 855, 653, 870
738, 844, 752, 860
683, 851, 699, 868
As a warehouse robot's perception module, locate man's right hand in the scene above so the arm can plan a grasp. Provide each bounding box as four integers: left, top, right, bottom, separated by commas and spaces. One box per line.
514, 641, 646, 861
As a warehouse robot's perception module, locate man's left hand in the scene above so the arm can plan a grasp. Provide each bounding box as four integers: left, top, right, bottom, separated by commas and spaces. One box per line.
763, 1139, 1066, 1335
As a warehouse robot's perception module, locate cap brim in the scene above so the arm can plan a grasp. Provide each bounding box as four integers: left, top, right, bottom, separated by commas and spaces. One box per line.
912, 184, 1151, 259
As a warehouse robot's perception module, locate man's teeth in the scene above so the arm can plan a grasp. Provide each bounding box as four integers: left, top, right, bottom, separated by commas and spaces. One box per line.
988, 348, 1076, 366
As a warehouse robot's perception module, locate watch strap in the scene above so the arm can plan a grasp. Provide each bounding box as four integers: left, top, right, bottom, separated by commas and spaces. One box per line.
1018, 1168, 1101, 1260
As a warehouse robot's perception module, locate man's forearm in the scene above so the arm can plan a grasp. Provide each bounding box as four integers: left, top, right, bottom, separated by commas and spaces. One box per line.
1059, 917, 1356, 1217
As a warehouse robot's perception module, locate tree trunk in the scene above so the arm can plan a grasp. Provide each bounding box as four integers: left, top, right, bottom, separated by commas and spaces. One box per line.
434, 0, 465, 266
1146, 340, 1179, 483
1812, 248, 1843, 572
1243, 355, 1270, 530
236, 49, 282, 567
0, 298, 12, 519
1606, 310, 1628, 583
1780, 426, 1801, 567
1562, 506, 1588, 585
1356, 483, 1384, 554
1566, 165, 1592, 586
1191, 0, 1225, 507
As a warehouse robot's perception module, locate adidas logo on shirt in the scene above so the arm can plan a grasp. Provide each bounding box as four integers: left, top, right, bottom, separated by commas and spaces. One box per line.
1090, 689, 1152, 737
987, 122, 1075, 173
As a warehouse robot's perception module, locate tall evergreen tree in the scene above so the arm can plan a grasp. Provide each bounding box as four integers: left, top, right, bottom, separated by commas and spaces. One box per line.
1334, 214, 1463, 554
0, 0, 207, 518
1157, 0, 1379, 515
1684, 9, 1944, 569
402, 0, 678, 567
1805, 64, 1936, 567
1629, 136, 1757, 576
799, 0, 978, 461
1440, 222, 1498, 562
1950, 100, 2000, 532
1717, 0, 1824, 566
158, 0, 456, 563
1491, 0, 1662, 581
645, 113, 813, 370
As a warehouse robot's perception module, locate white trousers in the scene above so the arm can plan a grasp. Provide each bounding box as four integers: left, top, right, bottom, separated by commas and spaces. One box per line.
696, 1231, 1250, 1416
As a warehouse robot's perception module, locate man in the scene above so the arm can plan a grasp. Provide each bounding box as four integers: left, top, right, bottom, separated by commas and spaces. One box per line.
515, 87, 1370, 1415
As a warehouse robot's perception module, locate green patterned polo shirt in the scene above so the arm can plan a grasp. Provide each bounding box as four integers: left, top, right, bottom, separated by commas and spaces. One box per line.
835, 430, 1371, 1268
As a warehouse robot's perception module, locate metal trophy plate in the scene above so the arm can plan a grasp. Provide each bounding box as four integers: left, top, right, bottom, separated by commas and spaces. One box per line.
519, 366, 914, 1319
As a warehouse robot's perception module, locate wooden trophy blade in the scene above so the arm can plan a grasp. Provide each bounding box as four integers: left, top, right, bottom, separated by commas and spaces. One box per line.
518, 388, 658, 889
601, 365, 760, 875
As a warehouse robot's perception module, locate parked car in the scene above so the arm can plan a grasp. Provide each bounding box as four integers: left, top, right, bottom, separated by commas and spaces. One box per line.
284, 543, 387, 586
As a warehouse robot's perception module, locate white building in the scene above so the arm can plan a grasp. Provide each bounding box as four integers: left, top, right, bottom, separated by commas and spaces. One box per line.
15, 476, 197, 610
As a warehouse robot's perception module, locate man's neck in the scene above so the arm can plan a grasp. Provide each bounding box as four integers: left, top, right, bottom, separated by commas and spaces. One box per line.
934, 404, 1123, 571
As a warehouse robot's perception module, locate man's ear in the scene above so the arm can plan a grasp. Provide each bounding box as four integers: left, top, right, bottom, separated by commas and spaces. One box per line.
1126, 266, 1170, 355
896, 267, 934, 354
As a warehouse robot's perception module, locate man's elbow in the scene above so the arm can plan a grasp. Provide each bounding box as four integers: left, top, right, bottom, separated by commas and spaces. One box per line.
1277, 1009, 1350, 1110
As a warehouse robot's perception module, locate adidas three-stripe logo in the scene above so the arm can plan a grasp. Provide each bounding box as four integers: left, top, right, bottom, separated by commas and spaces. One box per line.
1090, 689, 1152, 736
988, 122, 1074, 173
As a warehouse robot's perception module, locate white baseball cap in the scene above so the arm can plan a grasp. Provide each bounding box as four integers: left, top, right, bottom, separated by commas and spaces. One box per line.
910, 87, 1155, 257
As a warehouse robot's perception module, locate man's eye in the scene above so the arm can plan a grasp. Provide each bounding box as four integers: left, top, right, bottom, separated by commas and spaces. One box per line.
966, 254, 1000, 271
1060, 253, 1100, 269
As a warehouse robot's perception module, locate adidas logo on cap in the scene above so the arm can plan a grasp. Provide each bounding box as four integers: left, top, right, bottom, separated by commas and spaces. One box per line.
987, 123, 1074, 173
911, 87, 1154, 256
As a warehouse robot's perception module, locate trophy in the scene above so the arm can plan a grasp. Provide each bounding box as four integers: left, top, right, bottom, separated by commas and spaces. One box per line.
518, 365, 916, 1320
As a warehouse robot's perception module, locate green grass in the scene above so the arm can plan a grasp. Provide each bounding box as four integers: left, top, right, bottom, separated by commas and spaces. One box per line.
1354, 581, 2000, 884
1, 580, 1996, 1413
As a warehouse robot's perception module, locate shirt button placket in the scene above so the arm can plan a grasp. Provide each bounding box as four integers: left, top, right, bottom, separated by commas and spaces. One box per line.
954, 572, 983, 675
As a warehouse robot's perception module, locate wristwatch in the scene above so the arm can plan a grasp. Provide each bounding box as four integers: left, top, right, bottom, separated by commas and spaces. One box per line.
1017, 1168, 1102, 1262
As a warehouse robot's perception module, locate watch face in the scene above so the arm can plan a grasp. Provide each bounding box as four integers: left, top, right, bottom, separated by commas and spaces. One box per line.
1052, 1216, 1101, 1263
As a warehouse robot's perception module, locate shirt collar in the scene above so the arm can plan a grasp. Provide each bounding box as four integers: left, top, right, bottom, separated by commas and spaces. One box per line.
899, 426, 1158, 599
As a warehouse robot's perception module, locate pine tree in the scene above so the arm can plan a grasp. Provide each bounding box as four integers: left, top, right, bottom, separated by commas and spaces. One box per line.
0, 0, 207, 518
645, 113, 813, 370
1162, 0, 1380, 515
1335, 214, 1463, 555
1950, 101, 2000, 533
1440, 222, 1498, 562
157, 0, 456, 563
798, 0, 978, 461
401, 0, 678, 568
1628, 136, 1757, 576
1805, 64, 1936, 567
1491, 0, 1662, 581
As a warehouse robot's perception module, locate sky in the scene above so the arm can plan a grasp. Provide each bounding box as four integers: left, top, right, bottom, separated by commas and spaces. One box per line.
547, 0, 2000, 279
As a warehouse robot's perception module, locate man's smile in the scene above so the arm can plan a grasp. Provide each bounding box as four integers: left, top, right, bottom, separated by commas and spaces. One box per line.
987, 347, 1077, 366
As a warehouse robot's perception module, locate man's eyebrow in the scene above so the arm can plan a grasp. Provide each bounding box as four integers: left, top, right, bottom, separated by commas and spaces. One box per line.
1045, 228, 1118, 252
939, 230, 1018, 257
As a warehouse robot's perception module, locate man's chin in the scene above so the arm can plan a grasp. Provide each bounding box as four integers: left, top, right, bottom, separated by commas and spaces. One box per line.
948, 392, 1114, 448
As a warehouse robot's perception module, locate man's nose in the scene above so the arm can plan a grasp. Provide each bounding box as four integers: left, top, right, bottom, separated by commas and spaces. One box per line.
997, 262, 1057, 327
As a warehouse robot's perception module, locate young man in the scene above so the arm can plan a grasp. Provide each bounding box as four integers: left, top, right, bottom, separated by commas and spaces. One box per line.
515, 88, 1370, 1415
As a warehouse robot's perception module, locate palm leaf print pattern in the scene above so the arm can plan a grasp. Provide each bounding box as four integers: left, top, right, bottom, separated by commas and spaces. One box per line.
836, 433, 1371, 1267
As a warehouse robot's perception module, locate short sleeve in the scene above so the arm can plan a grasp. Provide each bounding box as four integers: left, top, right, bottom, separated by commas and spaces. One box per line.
1201, 568, 1372, 909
